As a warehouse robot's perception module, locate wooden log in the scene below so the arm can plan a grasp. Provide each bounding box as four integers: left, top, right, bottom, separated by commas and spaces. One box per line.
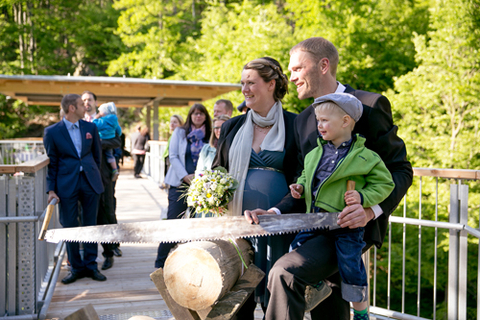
205, 263, 265, 320
150, 268, 202, 320
163, 239, 253, 311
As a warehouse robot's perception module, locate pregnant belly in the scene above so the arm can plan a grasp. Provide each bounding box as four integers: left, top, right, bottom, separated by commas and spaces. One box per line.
242, 168, 289, 211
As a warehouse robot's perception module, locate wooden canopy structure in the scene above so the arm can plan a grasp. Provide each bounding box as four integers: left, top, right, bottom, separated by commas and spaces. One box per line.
0, 74, 241, 139
0, 74, 241, 108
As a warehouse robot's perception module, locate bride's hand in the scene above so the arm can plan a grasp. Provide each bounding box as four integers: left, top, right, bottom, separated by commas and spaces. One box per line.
244, 208, 276, 224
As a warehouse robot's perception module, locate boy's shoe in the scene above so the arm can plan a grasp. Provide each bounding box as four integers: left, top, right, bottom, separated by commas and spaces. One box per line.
305, 281, 332, 312
111, 169, 119, 182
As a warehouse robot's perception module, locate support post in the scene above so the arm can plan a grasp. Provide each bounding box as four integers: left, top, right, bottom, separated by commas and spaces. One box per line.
146, 106, 151, 136
153, 100, 159, 141
448, 183, 459, 319
448, 182, 468, 320
458, 183, 468, 320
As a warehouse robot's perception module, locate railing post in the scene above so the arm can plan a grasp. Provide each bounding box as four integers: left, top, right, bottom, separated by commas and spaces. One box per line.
478, 204, 480, 320
7, 175, 17, 315
448, 182, 468, 320
17, 175, 37, 315
0, 175, 7, 315
458, 183, 468, 319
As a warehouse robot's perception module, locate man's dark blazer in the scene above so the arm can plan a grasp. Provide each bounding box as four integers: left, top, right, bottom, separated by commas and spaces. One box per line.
282, 85, 413, 248
212, 108, 303, 210
44, 119, 104, 197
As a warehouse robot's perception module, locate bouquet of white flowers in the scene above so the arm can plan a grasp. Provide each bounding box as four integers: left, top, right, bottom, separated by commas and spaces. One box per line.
183, 167, 238, 217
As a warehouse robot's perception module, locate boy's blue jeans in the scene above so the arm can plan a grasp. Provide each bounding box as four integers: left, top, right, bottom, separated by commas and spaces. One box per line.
291, 226, 368, 302
104, 148, 116, 164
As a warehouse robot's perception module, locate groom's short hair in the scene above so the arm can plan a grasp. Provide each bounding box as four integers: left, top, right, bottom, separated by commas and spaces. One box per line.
290, 37, 339, 77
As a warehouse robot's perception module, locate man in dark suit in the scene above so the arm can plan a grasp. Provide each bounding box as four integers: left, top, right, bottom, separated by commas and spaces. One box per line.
44, 94, 106, 284
82, 90, 122, 270
263, 38, 413, 319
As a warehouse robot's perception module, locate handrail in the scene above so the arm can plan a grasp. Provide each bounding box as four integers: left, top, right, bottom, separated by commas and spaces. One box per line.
0, 154, 49, 174
389, 216, 480, 238
0, 138, 43, 142
370, 306, 431, 320
413, 167, 480, 180
37, 242, 66, 320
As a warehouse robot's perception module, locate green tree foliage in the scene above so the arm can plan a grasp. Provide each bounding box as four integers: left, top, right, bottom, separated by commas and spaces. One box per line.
174, 1, 295, 110
378, 1, 480, 317
0, 95, 58, 139
287, 0, 430, 93
0, 0, 122, 137
0, 0, 122, 76
106, 0, 208, 78
389, 0, 480, 170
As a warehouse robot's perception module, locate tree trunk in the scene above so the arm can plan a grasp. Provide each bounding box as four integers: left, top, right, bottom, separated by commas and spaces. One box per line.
26, 1, 36, 74
13, 3, 25, 73
163, 239, 253, 311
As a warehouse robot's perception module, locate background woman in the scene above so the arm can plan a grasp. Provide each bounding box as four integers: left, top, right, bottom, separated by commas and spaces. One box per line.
162, 115, 184, 187
212, 57, 300, 318
155, 103, 211, 268
195, 114, 230, 175
132, 127, 150, 178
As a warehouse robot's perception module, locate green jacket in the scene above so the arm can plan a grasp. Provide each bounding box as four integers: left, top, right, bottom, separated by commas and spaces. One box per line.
297, 134, 395, 213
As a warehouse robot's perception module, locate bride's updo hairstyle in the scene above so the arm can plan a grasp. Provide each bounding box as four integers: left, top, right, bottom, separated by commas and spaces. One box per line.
243, 57, 289, 102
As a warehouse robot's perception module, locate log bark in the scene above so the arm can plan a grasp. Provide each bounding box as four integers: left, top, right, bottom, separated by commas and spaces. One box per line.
163, 239, 253, 311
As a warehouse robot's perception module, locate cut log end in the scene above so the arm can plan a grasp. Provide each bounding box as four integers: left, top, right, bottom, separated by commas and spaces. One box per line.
163, 239, 252, 311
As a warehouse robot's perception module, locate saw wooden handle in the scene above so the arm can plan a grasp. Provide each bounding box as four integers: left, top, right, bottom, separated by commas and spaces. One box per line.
38, 198, 57, 241
347, 180, 356, 191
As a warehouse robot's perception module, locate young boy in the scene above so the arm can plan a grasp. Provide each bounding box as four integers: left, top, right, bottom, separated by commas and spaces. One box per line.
289, 93, 395, 320
93, 102, 122, 181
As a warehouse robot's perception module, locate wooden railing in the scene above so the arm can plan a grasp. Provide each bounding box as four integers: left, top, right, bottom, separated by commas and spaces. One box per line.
144, 140, 168, 186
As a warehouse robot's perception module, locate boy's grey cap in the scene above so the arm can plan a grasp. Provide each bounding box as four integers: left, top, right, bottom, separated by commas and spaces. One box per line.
313, 93, 363, 122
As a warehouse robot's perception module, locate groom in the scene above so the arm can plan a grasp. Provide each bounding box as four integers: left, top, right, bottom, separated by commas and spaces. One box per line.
44, 93, 106, 284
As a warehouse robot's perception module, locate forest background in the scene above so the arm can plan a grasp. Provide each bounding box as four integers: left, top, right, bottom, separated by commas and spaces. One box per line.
1, 0, 480, 318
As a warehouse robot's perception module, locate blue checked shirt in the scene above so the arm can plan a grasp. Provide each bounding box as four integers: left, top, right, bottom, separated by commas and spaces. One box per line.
63, 118, 83, 171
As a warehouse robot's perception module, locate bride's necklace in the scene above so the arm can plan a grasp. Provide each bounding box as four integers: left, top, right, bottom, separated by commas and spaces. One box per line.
254, 123, 273, 134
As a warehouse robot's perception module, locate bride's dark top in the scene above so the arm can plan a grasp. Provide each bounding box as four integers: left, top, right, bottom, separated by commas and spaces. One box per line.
212, 110, 304, 305
212, 109, 302, 214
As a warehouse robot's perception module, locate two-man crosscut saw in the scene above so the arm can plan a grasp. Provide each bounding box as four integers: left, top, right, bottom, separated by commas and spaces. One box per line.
42, 212, 340, 244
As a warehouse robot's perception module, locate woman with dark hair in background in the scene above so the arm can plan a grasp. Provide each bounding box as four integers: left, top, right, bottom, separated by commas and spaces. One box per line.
154, 103, 212, 268
212, 57, 301, 318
